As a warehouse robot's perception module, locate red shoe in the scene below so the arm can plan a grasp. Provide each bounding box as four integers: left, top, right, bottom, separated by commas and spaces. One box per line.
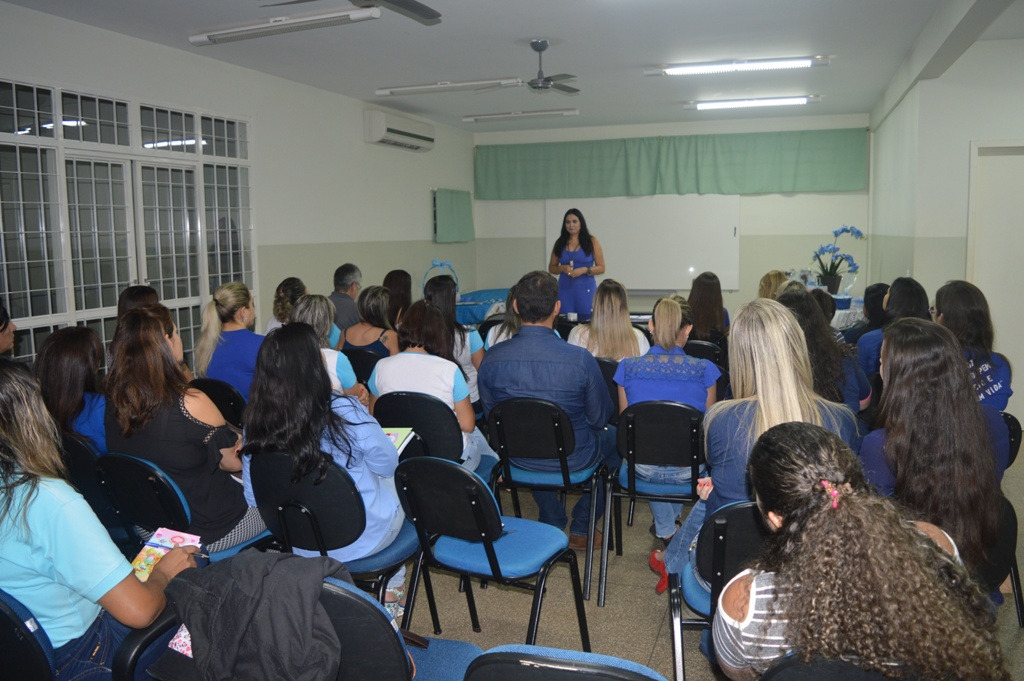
649, 550, 669, 594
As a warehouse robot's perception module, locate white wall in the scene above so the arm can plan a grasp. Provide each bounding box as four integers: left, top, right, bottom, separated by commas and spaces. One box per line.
0, 2, 477, 322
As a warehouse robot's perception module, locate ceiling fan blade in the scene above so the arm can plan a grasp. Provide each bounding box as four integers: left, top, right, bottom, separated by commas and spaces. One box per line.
260, 0, 320, 6
552, 82, 580, 94
354, 0, 440, 25
546, 73, 576, 83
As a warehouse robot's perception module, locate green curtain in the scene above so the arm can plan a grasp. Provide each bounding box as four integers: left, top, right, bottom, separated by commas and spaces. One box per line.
474, 128, 868, 200
434, 188, 475, 243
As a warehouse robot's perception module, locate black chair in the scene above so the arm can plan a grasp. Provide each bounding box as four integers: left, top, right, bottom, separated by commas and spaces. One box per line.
189, 377, 246, 429
599, 401, 703, 606
596, 357, 620, 426
556, 317, 579, 340
373, 391, 464, 463
395, 457, 591, 650
760, 656, 903, 680
477, 314, 505, 342
487, 397, 607, 599
60, 433, 139, 558
95, 452, 272, 562
343, 347, 384, 385
1001, 411, 1021, 468
682, 340, 721, 365
465, 643, 668, 681
669, 501, 770, 681
632, 322, 654, 347
977, 495, 1023, 628
248, 451, 420, 605
714, 365, 730, 402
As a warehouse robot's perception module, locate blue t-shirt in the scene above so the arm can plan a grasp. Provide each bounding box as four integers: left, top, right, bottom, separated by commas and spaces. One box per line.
966, 351, 1013, 411
838, 355, 871, 414
705, 400, 861, 519
72, 392, 108, 454
328, 324, 342, 350
243, 396, 400, 563
206, 329, 264, 399
613, 346, 720, 413
0, 478, 132, 648
856, 328, 883, 377
858, 404, 1010, 496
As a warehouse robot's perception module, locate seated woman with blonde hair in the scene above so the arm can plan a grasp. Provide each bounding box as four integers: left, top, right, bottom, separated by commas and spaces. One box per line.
567, 279, 649, 360
290, 294, 367, 404
195, 281, 263, 399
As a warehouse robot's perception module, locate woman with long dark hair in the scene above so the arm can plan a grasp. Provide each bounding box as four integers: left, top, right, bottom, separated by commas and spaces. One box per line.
687, 271, 729, 363
714, 422, 1007, 680
842, 282, 889, 345
859, 318, 1007, 575
935, 280, 1013, 410
105, 305, 266, 551
342, 285, 399, 357
382, 269, 412, 328
856, 276, 929, 377
195, 281, 263, 399
547, 208, 606, 318
423, 274, 485, 411
368, 301, 497, 473
34, 326, 109, 453
241, 323, 406, 613
0, 359, 197, 678
778, 289, 871, 415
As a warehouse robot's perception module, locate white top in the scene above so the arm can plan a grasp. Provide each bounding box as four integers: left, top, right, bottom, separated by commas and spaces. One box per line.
264, 318, 284, 334
567, 324, 650, 360
453, 327, 484, 403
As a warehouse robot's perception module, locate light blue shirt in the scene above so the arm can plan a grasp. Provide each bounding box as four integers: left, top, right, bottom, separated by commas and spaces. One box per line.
0, 478, 132, 648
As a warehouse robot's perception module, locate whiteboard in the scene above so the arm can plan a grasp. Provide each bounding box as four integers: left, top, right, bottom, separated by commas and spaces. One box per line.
545, 195, 740, 291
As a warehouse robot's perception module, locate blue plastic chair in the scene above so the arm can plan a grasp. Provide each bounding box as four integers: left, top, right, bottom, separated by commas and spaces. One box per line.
248, 450, 421, 605
95, 452, 272, 562
395, 457, 591, 651
466, 644, 669, 681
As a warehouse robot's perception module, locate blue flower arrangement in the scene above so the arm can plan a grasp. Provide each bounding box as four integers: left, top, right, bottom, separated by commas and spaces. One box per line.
813, 225, 864, 278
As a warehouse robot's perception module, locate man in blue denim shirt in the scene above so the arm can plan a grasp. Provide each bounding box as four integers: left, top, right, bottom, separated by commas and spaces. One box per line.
479, 271, 618, 547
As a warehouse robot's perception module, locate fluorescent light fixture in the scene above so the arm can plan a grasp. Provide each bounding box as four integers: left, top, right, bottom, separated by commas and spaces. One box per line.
189, 7, 381, 46
143, 139, 206, 149
684, 95, 820, 111
462, 109, 579, 123
645, 56, 828, 76
41, 120, 87, 129
376, 78, 523, 96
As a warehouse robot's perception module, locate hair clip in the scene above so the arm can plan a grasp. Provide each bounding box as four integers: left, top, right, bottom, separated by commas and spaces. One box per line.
820, 479, 840, 509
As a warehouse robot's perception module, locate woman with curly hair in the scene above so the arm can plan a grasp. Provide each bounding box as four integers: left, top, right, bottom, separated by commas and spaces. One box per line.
778, 289, 870, 415
567, 279, 649, 360
860, 318, 1007, 576
264, 277, 307, 334
34, 326, 109, 453
934, 280, 1013, 410
714, 421, 1008, 680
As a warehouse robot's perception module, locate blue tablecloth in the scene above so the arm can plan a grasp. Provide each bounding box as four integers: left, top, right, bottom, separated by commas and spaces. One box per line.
456, 288, 509, 326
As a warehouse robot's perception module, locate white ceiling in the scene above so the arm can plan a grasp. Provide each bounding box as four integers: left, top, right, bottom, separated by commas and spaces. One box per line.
5, 0, 1024, 132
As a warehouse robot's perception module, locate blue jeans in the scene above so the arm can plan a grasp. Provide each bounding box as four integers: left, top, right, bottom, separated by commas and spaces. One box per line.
54, 610, 131, 680
529, 426, 619, 536
663, 499, 707, 581
634, 463, 704, 539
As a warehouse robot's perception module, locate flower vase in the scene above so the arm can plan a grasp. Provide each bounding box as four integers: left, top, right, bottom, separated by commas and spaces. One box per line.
819, 274, 841, 294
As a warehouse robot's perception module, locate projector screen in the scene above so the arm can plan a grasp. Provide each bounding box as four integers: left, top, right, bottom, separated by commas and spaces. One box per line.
544, 194, 740, 291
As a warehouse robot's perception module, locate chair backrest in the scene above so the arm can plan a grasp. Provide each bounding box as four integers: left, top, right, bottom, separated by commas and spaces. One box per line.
1002, 411, 1021, 468
373, 392, 463, 462
60, 434, 126, 529
395, 457, 503, 545
487, 398, 577, 486
0, 588, 54, 681
596, 357, 620, 426
321, 578, 411, 681
977, 494, 1018, 593
715, 365, 730, 402
342, 348, 384, 385
96, 453, 191, 533
617, 401, 703, 485
465, 644, 667, 681
693, 501, 770, 618
189, 378, 246, 429
249, 452, 366, 555
477, 314, 505, 341
631, 323, 654, 347
682, 340, 722, 365
556, 318, 579, 340
760, 655, 903, 680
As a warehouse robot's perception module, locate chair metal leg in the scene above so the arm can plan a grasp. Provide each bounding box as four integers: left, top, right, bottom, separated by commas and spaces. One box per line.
669, 573, 685, 681
566, 549, 592, 652
598, 474, 614, 607
582, 469, 600, 600
627, 497, 636, 527
510, 488, 522, 518
614, 494, 624, 556
461, 575, 482, 633
400, 553, 423, 631
1011, 556, 1024, 628
420, 564, 443, 635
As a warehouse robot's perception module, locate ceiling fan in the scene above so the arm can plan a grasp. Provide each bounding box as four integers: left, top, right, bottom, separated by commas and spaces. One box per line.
376, 39, 579, 96
259, 0, 440, 26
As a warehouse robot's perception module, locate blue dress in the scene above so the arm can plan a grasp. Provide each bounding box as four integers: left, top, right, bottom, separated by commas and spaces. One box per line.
557, 247, 597, 317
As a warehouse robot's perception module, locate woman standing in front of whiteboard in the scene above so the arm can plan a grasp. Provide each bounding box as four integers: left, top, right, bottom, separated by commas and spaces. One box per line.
548, 208, 605, 319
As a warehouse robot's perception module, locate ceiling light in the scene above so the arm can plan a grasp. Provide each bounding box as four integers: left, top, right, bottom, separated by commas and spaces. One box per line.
376, 79, 523, 96
189, 7, 381, 46
645, 56, 828, 77
684, 96, 820, 111
462, 109, 579, 123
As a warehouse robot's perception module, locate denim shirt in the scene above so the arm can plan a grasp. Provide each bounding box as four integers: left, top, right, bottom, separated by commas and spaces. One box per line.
478, 325, 612, 468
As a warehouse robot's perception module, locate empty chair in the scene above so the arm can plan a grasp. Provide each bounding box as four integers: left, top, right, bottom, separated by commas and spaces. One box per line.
96, 452, 271, 561
343, 347, 384, 385
248, 450, 420, 605
395, 457, 590, 651
465, 643, 668, 681
189, 377, 246, 430
682, 340, 721, 365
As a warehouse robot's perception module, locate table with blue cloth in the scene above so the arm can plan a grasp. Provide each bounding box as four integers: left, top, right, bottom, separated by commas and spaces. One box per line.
456, 288, 509, 326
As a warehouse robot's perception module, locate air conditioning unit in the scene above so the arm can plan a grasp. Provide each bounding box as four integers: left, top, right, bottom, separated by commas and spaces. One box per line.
364, 110, 435, 152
